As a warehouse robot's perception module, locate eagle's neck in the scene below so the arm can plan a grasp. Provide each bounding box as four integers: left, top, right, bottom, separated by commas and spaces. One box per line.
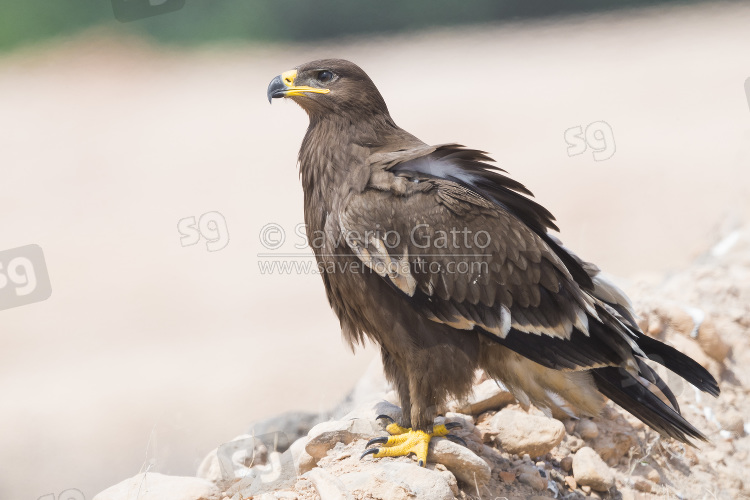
298, 113, 398, 231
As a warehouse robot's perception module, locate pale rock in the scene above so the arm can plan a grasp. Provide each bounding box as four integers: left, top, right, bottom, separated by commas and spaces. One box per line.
572, 447, 615, 492
718, 409, 745, 436
589, 429, 637, 464
306, 418, 383, 460
305, 468, 353, 500
429, 437, 492, 486
620, 489, 636, 500
433, 463, 461, 496
659, 304, 696, 336
518, 471, 546, 491
514, 463, 539, 476
338, 461, 456, 500
697, 319, 730, 362
564, 475, 576, 490
565, 435, 585, 454
563, 419, 576, 434
452, 379, 515, 415
490, 409, 566, 457
633, 476, 652, 492
576, 420, 599, 440
288, 436, 316, 475
93, 473, 221, 500
648, 315, 664, 338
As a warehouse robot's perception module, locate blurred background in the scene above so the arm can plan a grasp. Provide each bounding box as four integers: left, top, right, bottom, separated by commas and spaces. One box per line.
1, 1, 749, 498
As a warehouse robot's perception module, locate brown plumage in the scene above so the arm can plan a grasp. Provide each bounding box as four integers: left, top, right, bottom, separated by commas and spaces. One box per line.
267, 59, 719, 461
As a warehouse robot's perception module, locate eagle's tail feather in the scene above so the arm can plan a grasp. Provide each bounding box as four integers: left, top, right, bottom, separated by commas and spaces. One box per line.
591, 366, 707, 443
636, 333, 720, 397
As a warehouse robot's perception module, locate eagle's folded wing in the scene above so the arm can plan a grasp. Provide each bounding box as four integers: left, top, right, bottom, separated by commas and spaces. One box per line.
340, 171, 645, 374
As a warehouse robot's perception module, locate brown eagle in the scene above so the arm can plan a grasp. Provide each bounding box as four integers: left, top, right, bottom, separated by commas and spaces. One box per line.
267, 59, 719, 466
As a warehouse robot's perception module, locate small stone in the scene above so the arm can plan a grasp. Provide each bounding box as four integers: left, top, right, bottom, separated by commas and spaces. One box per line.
647, 315, 664, 337
499, 470, 516, 483
454, 379, 516, 414
563, 419, 577, 434
564, 475, 577, 490
633, 476, 652, 492
518, 471, 547, 491
429, 437, 492, 486
514, 463, 539, 476
660, 304, 695, 336
581, 485, 592, 494
572, 447, 615, 492
575, 420, 599, 440
590, 431, 637, 464
566, 436, 585, 453
490, 409, 566, 457
718, 409, 745, 436
683, 447, 699, 465
646, 467, 661, 484
696, 319, 730, 362
560, 456, 573, 473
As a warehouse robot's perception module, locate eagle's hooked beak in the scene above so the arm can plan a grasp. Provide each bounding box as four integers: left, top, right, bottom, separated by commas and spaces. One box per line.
267, 69, 330, 103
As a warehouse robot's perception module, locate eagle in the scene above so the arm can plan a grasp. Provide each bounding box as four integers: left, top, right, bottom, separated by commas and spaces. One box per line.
266, 59, 719, 467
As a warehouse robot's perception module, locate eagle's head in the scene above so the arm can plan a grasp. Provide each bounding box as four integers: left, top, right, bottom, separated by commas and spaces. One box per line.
267, 58, 389, 118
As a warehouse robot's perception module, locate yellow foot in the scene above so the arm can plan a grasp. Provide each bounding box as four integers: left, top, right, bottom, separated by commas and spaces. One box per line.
360, 415, 466, 467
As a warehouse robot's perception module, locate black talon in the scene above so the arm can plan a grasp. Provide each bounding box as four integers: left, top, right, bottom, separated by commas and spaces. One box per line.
444, 422, 462, 430
445, 434, 468, 447
366, 436, 389, 448
360, 448, 379, 460
418, 459, 424, 467
376, 414, 395, 423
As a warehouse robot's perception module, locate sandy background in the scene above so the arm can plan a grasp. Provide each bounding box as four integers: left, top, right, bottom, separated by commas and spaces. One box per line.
1, 2, 750, 498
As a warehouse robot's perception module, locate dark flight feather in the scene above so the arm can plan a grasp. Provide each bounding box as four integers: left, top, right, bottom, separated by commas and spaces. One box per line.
592, 367, 707, 442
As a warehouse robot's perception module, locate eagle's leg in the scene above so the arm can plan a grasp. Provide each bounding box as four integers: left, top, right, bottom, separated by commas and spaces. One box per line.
361, 415, 461, 467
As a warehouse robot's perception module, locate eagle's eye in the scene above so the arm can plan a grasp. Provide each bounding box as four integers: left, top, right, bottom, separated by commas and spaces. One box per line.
316, 70, 334, 83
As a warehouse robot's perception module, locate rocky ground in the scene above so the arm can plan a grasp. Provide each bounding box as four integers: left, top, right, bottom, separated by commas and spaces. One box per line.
93, 229, 750, 500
